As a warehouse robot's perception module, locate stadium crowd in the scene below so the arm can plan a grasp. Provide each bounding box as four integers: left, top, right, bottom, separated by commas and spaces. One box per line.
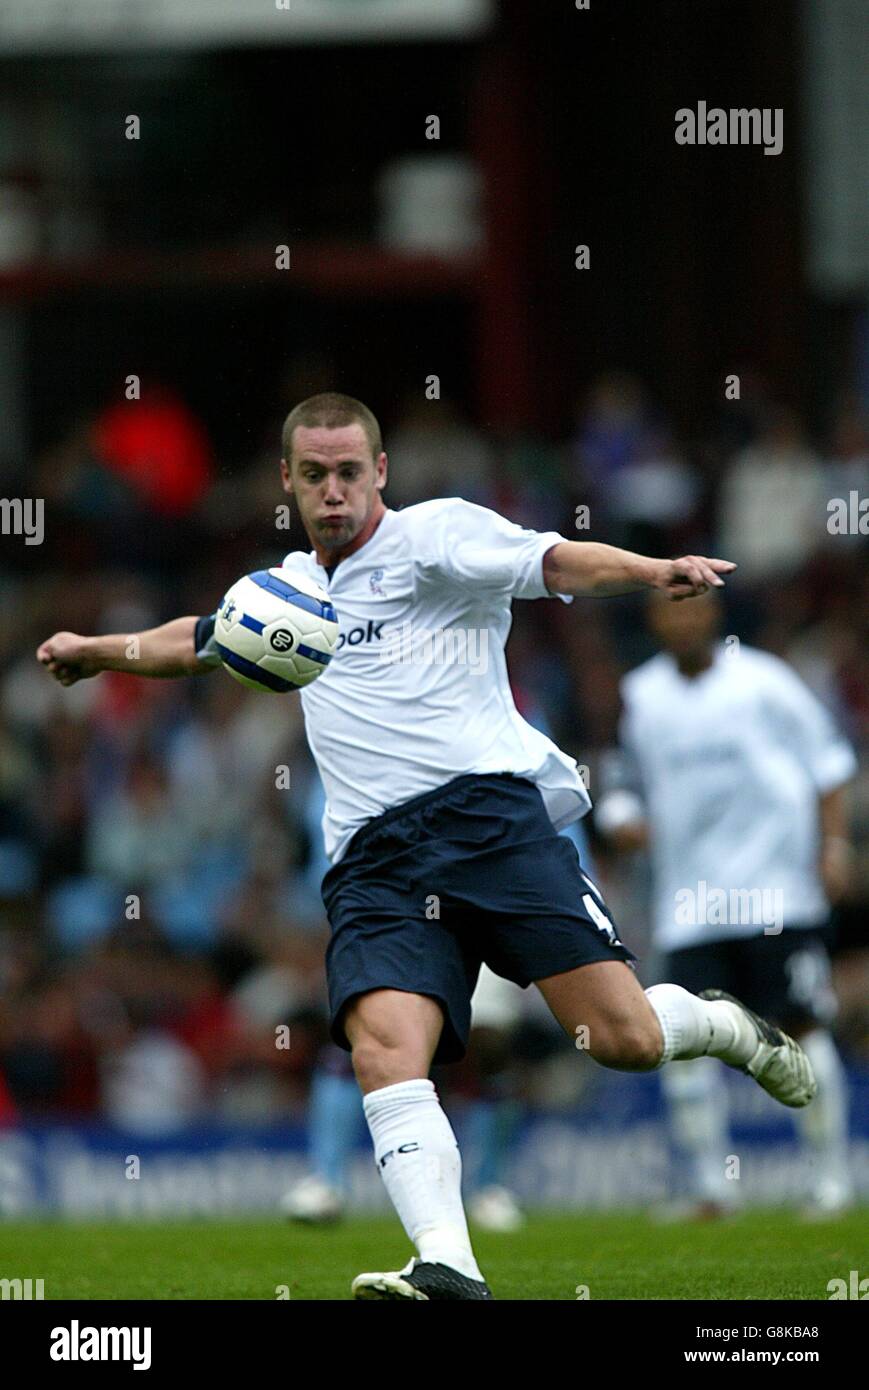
0, 371, 867, 1131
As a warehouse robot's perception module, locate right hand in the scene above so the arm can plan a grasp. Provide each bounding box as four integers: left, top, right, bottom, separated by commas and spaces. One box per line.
656, 555, 737, 601
36, 632, 99, 686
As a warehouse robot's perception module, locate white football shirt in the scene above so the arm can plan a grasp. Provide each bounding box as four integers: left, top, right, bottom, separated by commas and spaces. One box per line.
614, 643, 856, 948
197, 498, 590, 862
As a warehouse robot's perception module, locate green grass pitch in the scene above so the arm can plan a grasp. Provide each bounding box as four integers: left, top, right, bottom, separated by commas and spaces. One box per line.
3, 1209, 867, 1299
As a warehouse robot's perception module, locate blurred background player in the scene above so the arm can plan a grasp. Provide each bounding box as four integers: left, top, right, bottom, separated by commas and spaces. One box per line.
279, 772, 363, 1224
596, 590, 857, 1218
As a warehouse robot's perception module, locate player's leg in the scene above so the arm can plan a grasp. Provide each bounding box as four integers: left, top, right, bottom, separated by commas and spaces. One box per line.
321, 779, 498, 1300
657, 1059, 734, 1216
465, 820, 593, 1232
742, 928, 853, 1215
792, 1027, 852, 1214
465, 965, 525, 1232
537, 959, 662, 1067
281, 1048, 362, 1223
344, 988, 490, 1298
535, 958, 817, 1106
653, 942, 737, 1216
345, 987, 444, 1091
473, 782, 816, 1107
309, 1057, 364, 1190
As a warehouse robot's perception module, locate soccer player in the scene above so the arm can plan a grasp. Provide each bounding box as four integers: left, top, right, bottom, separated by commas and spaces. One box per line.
596, 591, 856, 1218
38, 393, 818, 1300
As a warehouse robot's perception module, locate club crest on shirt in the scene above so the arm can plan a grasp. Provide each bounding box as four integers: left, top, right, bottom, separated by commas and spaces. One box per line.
369, 567, 386, 596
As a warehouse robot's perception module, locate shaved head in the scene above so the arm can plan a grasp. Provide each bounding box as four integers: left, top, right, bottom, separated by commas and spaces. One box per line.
281, 393, 382, 464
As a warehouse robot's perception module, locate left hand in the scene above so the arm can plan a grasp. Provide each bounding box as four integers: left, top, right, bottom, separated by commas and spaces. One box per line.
657, 555, 737, 601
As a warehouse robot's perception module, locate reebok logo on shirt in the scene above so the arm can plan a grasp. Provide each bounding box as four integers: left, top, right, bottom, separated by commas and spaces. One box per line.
335, 619, 384, 650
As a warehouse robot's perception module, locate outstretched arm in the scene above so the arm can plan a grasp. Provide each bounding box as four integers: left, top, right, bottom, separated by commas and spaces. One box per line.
37, 616, 207, 686
542, 542, 736, 600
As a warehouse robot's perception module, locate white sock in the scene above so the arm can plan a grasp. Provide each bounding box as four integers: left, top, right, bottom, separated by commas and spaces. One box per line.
362, 1078, 483, 1282
793, 1029, 852, 1201
646, 983, 756, 1066
661, 1058, 734, 1204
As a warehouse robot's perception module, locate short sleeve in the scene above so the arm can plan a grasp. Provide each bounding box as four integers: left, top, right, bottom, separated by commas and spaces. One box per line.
418, 498, 571, 603
194, 613, 223, 668
760, 659, 857, 792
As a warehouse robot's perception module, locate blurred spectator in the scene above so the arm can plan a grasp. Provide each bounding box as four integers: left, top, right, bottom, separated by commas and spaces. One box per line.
385, 393, 495, 508
87, 754, 194, 888
101, 1019, 206, 1136
822, 397, 869, 552
91, 386, 213, 520
568, 371, 698, 551
717, 404, 828, 583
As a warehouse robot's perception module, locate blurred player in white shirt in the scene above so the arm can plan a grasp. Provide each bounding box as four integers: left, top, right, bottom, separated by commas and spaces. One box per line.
597, 591, 857, 1218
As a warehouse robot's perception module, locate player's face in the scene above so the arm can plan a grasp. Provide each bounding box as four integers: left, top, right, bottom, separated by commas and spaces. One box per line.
281, 424, 387, 554
647, 589, 720, 659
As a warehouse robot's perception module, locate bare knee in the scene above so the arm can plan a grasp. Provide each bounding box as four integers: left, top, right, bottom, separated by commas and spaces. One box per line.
344, 990, 443, 1093
538, 960, 664, 1072
589, 1017, 663, 1071
351, 1037, 418, 1092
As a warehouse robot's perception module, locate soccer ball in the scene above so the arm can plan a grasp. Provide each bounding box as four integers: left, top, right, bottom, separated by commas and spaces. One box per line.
214, 568, 339, 692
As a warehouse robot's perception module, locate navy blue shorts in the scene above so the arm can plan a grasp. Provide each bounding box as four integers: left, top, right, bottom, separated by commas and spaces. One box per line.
322, 773, 636, 1064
